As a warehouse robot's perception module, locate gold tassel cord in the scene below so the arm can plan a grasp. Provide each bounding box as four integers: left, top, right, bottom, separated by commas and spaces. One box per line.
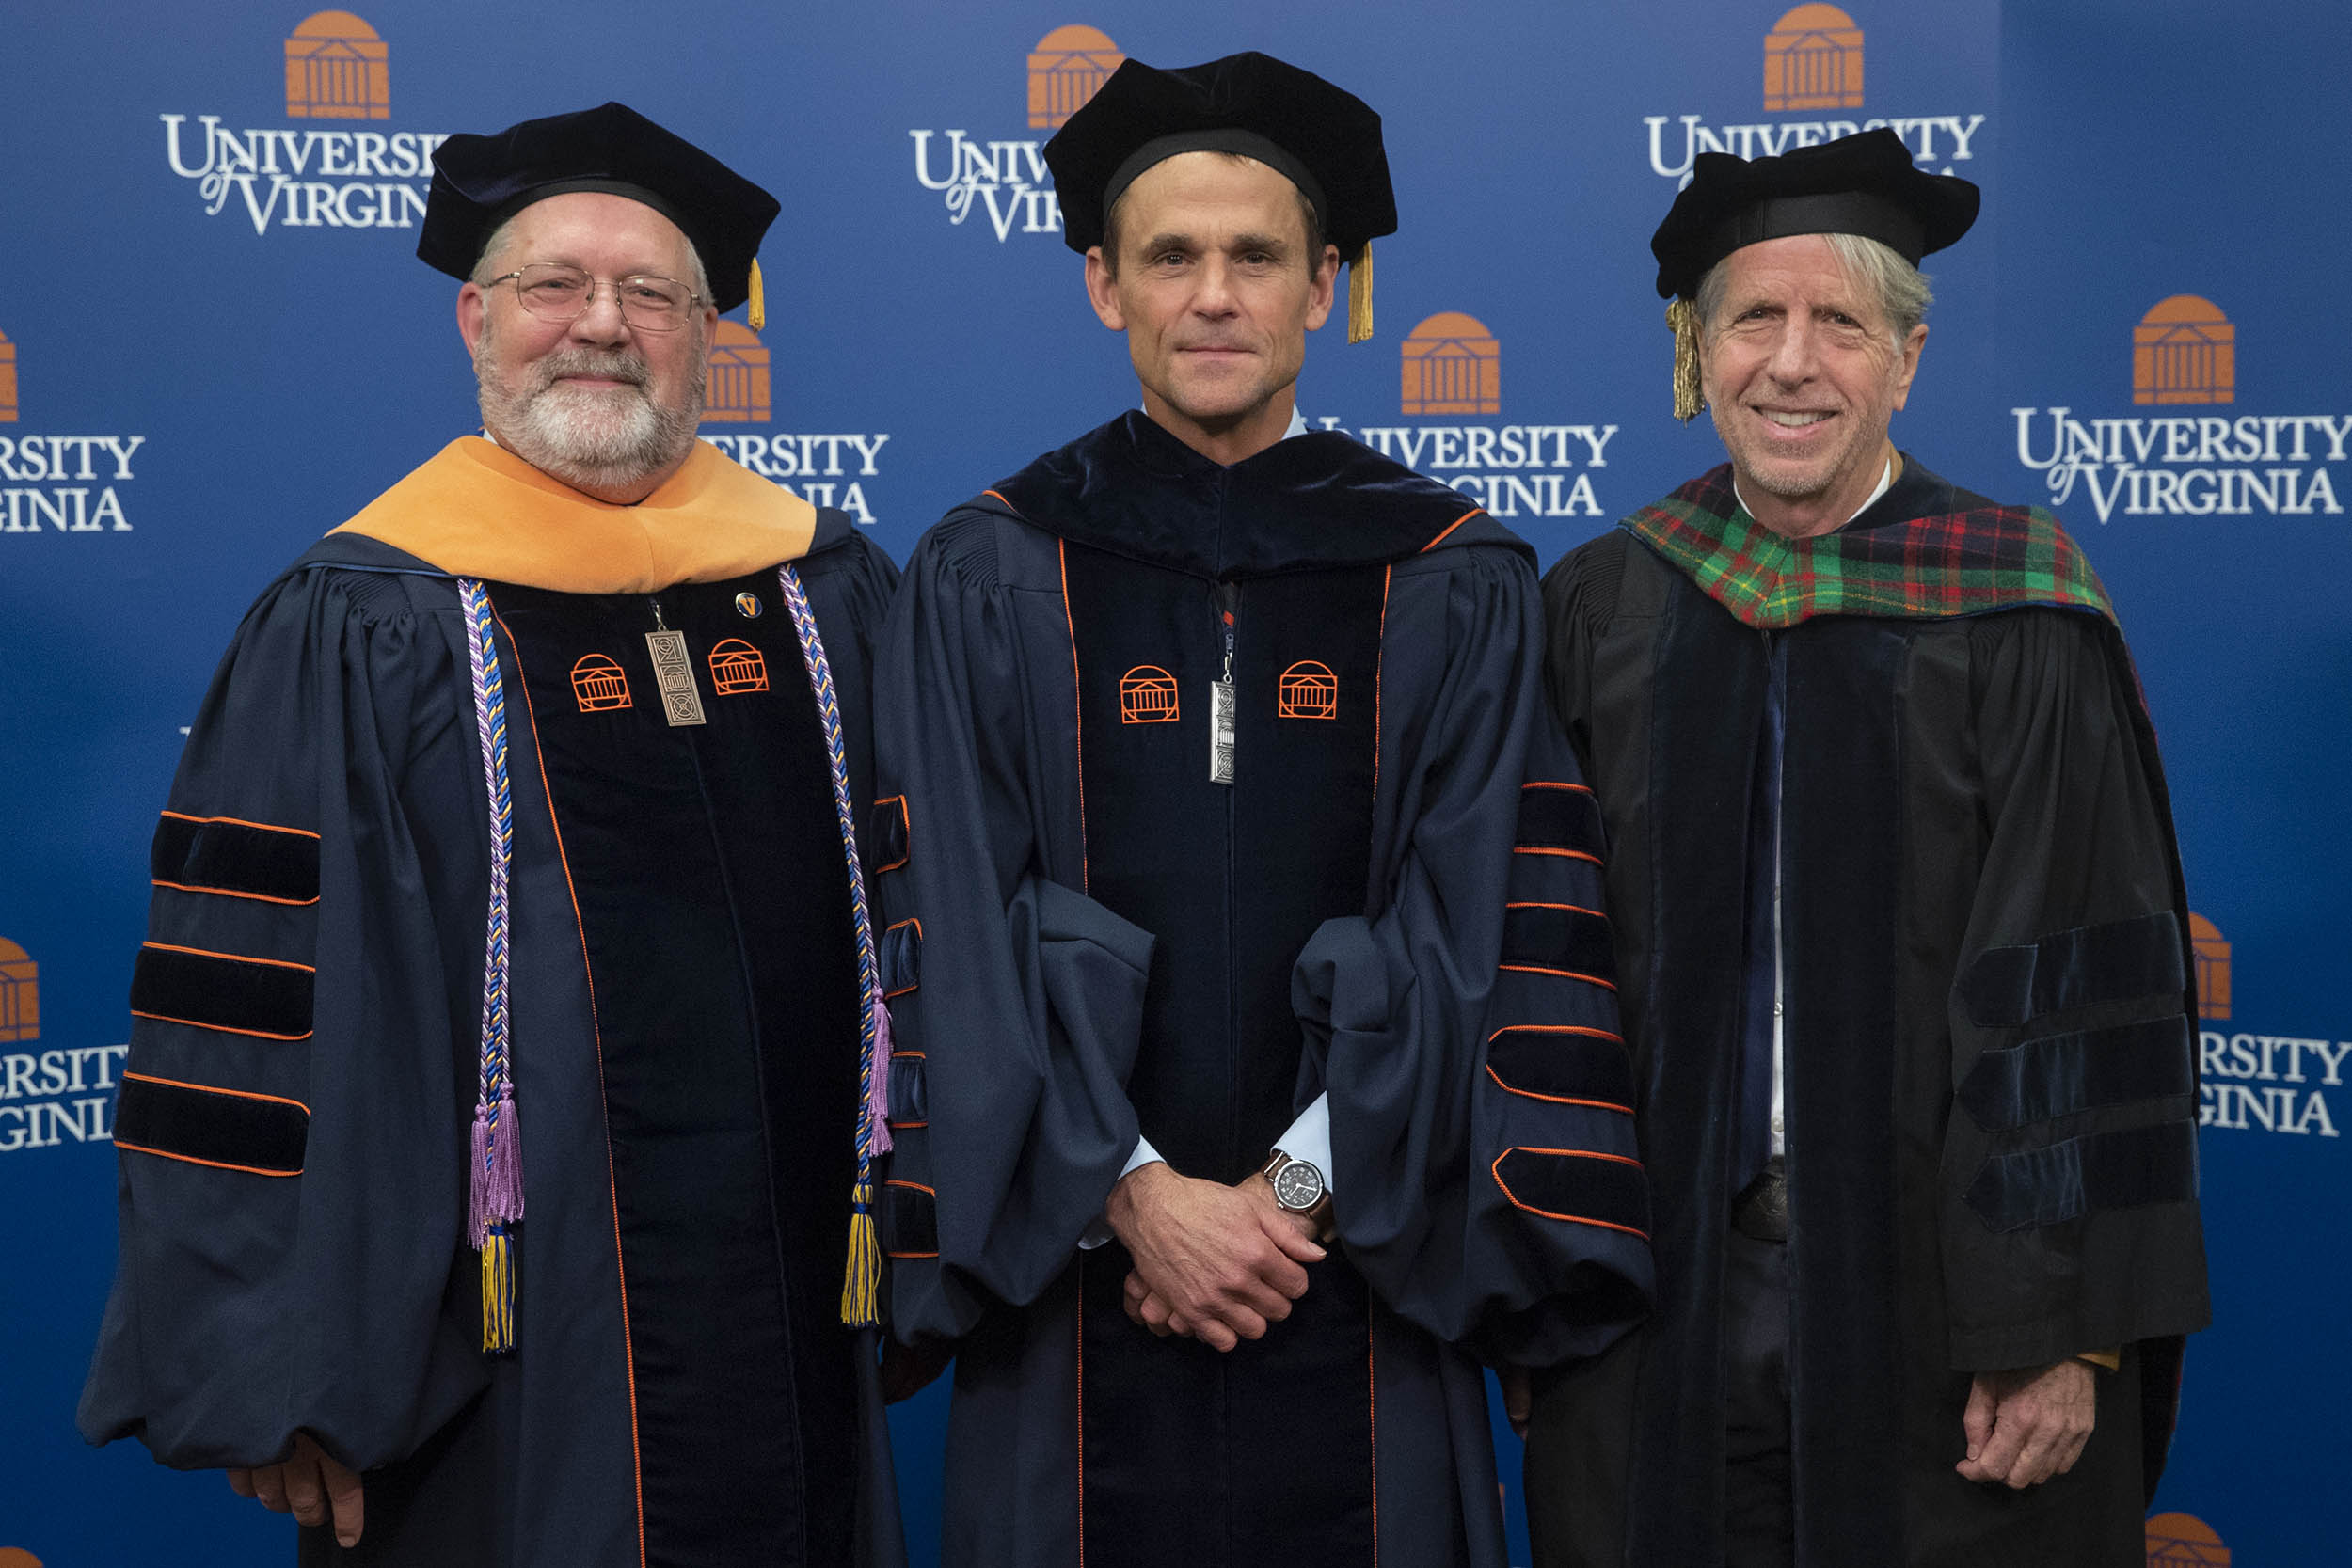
1346, 244, 1375, 344
747, 259, 766, 333
840, 1180, 880, 1328
480, 1229, 516, 1354
1667, 297, 1705, 422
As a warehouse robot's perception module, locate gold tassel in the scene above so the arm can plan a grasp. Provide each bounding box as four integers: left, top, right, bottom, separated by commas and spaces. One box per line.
480, 1229, 516, 1354
1667, 297, 1705, 422
839, 1180, 880, 1328
1346, 243, 1374, 343
747, 259, 765, 333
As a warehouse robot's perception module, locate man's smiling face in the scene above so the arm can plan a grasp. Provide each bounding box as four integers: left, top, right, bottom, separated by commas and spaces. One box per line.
1700, 232, 1926, 537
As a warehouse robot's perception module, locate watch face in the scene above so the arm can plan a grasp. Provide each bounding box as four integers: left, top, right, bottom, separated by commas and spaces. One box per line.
1271, 1159, 1325, 1211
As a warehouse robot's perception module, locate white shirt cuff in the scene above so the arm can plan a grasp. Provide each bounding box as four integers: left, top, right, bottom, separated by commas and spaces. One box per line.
1078, 1134, 1167, 1250
1273, 1094, 1333, 1193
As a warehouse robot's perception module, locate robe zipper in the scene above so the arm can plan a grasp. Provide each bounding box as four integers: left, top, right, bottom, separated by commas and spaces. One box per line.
1217, 579, 1240, 1176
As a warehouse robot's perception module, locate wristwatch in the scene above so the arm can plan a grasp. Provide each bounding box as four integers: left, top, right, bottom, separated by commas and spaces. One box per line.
1261, 1148, 1333, 1233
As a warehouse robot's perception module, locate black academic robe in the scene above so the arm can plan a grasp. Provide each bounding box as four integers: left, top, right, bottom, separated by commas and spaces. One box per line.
79, 514, 905, 1568
875, 411, 1653, 1568
1526, 459, 2211, 1568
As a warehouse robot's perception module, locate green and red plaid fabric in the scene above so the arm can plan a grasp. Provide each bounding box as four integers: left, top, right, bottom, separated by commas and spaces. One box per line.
1627, 465, 2115, 630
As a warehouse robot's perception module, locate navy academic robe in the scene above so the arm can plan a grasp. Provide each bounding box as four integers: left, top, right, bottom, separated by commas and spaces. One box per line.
874, 411, 1654, 1568
79, 508, 905, 1568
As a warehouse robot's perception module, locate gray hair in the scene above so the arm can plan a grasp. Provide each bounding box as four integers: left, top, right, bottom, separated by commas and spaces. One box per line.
1693, 230, 1932, 344
470, 209, 711, 301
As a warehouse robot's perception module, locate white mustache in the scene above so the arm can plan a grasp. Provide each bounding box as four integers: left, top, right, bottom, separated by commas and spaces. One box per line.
532, 351, 650, 394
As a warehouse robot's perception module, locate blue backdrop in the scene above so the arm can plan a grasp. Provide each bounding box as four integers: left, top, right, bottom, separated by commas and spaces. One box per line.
3, 3, 2344, 1563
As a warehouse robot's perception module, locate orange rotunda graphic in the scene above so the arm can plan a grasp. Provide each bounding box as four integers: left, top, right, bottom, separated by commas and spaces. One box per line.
571, 654, 632, 712
1278, 661, 1340, 721
285, 12, 389, 120
1765, 5, 1865, 111
2145, 1512, 2229, 1566
1027, 25, 1124, 129
708, 639, 770, 695
0, 1548, 47, 1568
1401, 312, 1501, 416
0, 938, 39, 1044
2188, 912, 2231, 1021
1119, 666, 1180, 724
2135, 296, 2234, 405
0, 328, 17, 423
705, 321, 772, 423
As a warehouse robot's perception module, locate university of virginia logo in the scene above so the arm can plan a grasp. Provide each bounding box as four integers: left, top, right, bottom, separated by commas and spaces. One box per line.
1645, 5, 1987, 183
1339, 309, 1615, 523
1764, 4, 1864, 110
2134, 296, 2233, 404
0, 938, 130, 1155
909, 24, 1124, 242
2012, 297, 2346, 521
1402, 313, 1501, 417
1, 939, 36, 1044
695, 321, 893, 525
2145, 1512, 2229, 1565
706, 323, 772, 424
571, 655, 632, 713
283, 10, 388, 118
1277, 662, 1339, 721
1120, 666, 1180, 724
707, 640, 769, 695
2193, 911, 2348, 1138
0, 328, 149, 538
160, 11, 453, 234
1028, 25, 1124, 128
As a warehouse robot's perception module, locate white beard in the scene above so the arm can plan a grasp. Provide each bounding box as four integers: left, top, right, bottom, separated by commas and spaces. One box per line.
475, 332, 705, 495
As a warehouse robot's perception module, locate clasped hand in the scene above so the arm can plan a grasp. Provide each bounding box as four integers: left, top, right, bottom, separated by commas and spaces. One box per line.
228, 1430, 365, 1546
1956, 1359, 2098, 1489
1104, 1163, 1325, 1352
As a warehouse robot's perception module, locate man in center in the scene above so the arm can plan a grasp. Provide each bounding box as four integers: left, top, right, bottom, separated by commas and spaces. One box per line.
871, 52, 1651, 1568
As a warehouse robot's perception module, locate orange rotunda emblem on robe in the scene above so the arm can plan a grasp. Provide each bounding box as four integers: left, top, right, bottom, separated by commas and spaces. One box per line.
1119, 666, 1180, 724
284, 11, 389, 119
708, 639, 770, 695
1277, 661, 1340, 720
571, 654, 632, 712
1027, 25, 1124, 129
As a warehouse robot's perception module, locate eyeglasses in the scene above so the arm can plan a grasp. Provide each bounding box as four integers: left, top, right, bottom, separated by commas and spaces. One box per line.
486, 262, 705, 332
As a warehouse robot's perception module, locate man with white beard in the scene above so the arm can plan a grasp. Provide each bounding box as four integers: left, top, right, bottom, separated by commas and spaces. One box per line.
79, 103, 906, 1568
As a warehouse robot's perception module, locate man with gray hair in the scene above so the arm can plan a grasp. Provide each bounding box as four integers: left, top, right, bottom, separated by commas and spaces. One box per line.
1522, 129, 2209, 1566
79, 103, 902, 1566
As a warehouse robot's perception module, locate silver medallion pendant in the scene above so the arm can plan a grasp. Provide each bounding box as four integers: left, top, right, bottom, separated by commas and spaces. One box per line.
1209, 679, 1236, 784
644, 630, 707, 726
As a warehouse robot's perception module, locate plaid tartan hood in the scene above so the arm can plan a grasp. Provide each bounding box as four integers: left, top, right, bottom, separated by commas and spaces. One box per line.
1624, 461, 2115, 629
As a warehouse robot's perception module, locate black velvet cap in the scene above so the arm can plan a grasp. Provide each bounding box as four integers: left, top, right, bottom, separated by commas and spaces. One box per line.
1650, 127, 1979, 299
418, 102, 779, 313
1044, 52, 1396, 260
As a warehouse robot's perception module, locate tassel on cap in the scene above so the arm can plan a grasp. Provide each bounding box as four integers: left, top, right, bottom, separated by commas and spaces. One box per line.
1667, 297, 1705, 422
1346, 244, 1375, 344
747, 259, 765, 332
